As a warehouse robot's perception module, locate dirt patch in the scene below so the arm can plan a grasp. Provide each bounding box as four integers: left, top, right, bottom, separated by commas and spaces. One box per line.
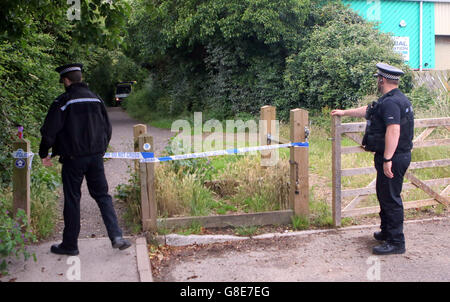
150, 235, 308, 281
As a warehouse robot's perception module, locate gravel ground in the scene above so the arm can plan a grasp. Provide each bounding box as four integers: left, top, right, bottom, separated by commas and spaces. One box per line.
155, 216, 450, 282
49, 107, 174, 242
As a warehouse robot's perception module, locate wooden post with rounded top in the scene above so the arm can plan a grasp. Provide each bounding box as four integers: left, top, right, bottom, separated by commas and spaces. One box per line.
12, 138, 31, 223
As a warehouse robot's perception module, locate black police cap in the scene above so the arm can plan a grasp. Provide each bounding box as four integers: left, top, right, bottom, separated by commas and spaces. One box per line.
55, 63, 83, 77
373, 62, 404, 80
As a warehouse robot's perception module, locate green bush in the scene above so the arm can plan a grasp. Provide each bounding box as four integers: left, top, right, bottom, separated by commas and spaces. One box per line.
281, 2, 413, 116
0, 198, 37, 275
125, 1, 413, 122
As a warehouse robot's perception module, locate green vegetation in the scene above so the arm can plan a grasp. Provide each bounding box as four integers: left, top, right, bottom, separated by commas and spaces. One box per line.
0, 203, 37, 275
124, 0, 412, 123
234, 226, 260, 237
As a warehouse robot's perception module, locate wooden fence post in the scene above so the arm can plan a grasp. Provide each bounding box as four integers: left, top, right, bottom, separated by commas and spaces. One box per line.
332, 115, 342, 227
290, 109, 309, 217
139, 134, 157, 232
134, 124, 147, 173
260, 105, 276, 167
12, 139, 31, 222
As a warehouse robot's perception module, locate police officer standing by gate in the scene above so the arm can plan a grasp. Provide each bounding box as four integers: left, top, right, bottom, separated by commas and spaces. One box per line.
331, 63, 414, 255
39, 63, 131, 255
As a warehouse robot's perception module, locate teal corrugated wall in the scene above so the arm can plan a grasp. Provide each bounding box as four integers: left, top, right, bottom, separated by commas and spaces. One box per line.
343, 0, 435, 69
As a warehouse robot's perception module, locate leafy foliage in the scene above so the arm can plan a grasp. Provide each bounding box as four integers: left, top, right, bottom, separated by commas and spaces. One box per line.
282, 2, 413, 115
0, 205, 37, 275
125, 0, 413, 121
0, 1, 140, 264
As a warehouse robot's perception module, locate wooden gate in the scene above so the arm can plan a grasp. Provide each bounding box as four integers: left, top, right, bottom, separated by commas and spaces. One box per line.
332, 116, 450, 226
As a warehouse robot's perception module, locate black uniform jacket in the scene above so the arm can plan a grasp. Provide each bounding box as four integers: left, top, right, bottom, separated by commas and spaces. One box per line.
39, 82, 112, 159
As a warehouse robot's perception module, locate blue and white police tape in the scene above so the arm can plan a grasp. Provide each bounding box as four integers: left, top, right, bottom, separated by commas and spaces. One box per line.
103, 141, 309, 163
12, 141, 308, 167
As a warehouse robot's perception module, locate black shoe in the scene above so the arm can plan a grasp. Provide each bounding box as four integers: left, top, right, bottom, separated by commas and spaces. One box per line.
112, 237, 132, 250
51, 244, 79, 256
373, 231, 388, 241
372, 242, 405, 255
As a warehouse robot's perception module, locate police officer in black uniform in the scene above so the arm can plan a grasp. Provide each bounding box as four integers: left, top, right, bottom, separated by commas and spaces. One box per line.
39, 63, 131, 255
331, 63, 414, 255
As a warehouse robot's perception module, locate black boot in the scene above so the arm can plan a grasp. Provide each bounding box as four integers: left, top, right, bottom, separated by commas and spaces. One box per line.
372, 242, 405, 255
51, 243, 79, 256
373, 231, 387, 241
112, 237, 132, 250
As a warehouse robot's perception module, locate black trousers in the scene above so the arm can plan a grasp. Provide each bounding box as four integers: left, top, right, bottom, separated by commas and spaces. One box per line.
374, 152, 411, 247
61, 154, 122, 250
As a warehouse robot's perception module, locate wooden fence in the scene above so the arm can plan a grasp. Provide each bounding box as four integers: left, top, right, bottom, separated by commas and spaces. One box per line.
332, 116, 450, 227
412, 70, 450, 93
135, 106, 309, 232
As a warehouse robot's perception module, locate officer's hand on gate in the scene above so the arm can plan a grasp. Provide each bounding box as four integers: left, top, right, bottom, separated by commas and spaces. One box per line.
330, 109, 345, 116
383, 161, 394, 179
42, 156, 53, 167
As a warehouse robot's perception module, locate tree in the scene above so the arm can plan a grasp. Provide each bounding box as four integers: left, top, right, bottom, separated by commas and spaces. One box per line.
282, 2, 413, 112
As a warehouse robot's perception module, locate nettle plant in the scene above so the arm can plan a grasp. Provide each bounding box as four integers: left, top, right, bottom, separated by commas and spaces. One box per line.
0, 205, 37, 275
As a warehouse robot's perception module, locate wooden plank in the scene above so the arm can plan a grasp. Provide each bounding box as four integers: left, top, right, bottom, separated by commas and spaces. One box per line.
414, 117, 450, 128
342, 138, 450, 154
414, 127, 435, 142
339, 117, 449, 135
344, 132, 363, 145
343, 178, 376, 211
332, 115, 342, 226
290, 108, 309, 217
157, 210, 294, 229
339, 122, 366, 133
139, 134, 157, 232
12, 139, 31, 222
342, 199, 439, 218
342, 178, 450, 198
413, 139, 450, 148
409, 158, 450, 170
405, 172, 449, 206
342, 159, 450, 177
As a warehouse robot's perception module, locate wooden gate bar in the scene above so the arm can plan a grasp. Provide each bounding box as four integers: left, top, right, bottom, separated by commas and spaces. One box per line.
332, 116, 342, 226
405, 172, 449, 206
342, 177, 450, 198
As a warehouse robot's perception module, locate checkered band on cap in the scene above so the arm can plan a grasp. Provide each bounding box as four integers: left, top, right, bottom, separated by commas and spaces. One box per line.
59, 66, 81, 75
376, 70, 400, 80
